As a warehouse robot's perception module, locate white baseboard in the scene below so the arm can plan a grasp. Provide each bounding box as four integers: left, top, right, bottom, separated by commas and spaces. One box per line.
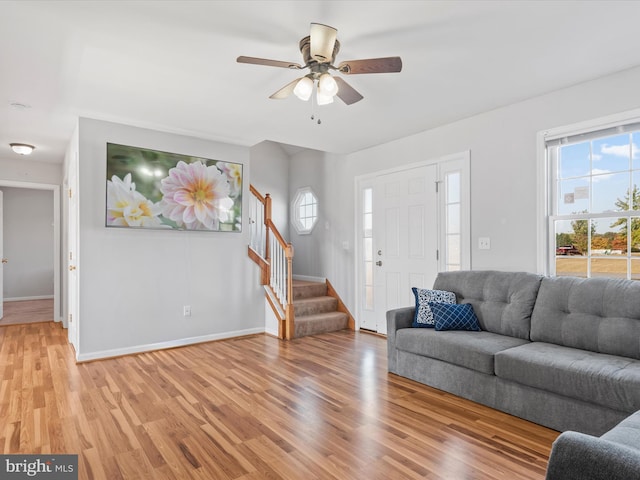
4, 295, 54, 302
76, 327, 266, 362
292, 274, 326, 283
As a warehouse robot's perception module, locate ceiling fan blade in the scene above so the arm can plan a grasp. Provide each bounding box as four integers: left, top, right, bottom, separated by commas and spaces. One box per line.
334, 77, 363, 105
237, 56, 302, 69
269, 78, 301, 100
337, 57, 402, 74
310, 23, 337, 63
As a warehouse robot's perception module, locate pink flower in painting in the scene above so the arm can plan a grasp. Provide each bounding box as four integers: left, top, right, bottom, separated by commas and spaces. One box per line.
160, 160, 233, 230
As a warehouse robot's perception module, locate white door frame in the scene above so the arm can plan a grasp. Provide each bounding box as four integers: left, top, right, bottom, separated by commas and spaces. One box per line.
354, 151, 471, 331
0, 180, 61, 322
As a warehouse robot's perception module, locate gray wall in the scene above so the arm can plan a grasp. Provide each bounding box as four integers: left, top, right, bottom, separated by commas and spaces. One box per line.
289, 65, 640, 315
1, 187, 54, 299
75, 118, 264, 359
249, 140, 290, 239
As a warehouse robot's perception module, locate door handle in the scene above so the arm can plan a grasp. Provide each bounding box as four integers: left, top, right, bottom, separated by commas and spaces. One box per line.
1, 258, 7, 264
376, 260, 383, 266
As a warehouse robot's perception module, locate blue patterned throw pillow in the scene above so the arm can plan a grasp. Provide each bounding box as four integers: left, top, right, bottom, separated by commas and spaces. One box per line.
429, 302, 481, 331
412, 288, 456, 327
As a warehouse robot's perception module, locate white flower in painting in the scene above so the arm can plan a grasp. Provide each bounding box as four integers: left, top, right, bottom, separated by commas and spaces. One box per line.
218, 162, 242, 198
107, 173, 162, 227
160, 161, 234, 230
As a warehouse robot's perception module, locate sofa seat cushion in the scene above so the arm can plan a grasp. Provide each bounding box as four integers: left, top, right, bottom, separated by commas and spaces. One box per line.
495, 342, 640, 413
395, 328, 530, 375
601, 410, 640, 450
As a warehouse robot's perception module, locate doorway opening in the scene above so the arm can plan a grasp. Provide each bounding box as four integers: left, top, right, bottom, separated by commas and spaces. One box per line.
0, 181, 60, 326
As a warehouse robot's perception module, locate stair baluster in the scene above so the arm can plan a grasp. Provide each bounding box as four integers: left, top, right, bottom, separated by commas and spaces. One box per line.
248, 185, 295, 339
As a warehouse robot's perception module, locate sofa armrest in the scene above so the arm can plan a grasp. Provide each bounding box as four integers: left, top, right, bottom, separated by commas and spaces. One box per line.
546, 431, 640, 480
386, 307, 414, 373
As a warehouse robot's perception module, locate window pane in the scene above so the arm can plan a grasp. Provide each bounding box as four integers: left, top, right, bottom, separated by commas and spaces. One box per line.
447, 172, 460, 203
591, 258, 627, 279
591, 217, 626, 256
364, 188, 372, 213
592, 134, 631, 174
633, 217, 640, 253
558, 142, 590, 179
557, 178, 589, 215
365, 286, 373, 310
447, 234, 460, 265
591, 172, 630, 213
364, 213, 372, 237
364, 238, 373, 261
633, 172, 640, 209
365, 262, 373, 285
633, 132, 640, 171
555, 219, 588, 256
555, 257, 588, 277
632, 259, 640, 281
447, 204, 460, 235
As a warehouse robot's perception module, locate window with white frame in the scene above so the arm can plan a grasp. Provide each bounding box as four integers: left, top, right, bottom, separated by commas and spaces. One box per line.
291, 187, 318, 234
545, 120, 640, 280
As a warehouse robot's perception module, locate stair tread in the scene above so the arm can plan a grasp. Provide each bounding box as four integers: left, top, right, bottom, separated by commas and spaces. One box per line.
293, 296, 335, 304
295, 311, 348, 321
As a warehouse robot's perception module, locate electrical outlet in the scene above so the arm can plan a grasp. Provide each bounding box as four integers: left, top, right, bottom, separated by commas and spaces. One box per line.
478, 237, 491, 250
183, 305, 191, 317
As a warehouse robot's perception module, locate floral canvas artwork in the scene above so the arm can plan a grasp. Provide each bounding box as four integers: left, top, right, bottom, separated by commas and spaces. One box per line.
106, 143, 242, 232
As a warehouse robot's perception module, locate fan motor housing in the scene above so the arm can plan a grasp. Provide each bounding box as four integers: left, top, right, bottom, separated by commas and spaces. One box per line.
299, 35, 341, 68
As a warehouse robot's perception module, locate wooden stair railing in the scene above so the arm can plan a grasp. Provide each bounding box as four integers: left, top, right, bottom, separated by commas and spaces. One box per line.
248, 185, 295, 339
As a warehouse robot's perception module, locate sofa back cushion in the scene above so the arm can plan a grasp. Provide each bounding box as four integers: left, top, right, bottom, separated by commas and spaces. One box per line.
432, 270, 543, 339
531, 276, 640, 359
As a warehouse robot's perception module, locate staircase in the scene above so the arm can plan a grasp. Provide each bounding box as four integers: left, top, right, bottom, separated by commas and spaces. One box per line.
292, 280, 349, 338
248, 184, 354, 340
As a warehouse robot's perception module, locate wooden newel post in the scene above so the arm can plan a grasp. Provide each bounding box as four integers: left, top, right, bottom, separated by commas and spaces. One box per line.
285, 243, 295, 340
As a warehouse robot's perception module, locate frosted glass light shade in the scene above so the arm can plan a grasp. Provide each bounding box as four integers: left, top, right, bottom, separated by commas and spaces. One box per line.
318, 73, 338, 97
293, 77, 314, 101
316, 91, 334, 105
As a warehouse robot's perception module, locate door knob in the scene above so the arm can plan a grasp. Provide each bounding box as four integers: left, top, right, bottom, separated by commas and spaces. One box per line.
1, 258, 7, 264
376, 260, 383, 266
69, 265, 76, 271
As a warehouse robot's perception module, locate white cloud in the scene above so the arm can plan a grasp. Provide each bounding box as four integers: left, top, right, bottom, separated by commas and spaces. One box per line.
599, 142, 639, 159
591, 168, 613, 182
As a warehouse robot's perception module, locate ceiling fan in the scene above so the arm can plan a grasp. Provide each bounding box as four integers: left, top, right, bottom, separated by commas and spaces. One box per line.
237, 23, 402, 106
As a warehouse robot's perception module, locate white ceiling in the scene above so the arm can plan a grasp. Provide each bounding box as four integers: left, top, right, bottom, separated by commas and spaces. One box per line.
3, 1, 640, 165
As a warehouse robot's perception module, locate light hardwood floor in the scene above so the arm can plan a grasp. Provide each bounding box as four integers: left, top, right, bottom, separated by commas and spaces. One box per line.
0, 323, 559, 479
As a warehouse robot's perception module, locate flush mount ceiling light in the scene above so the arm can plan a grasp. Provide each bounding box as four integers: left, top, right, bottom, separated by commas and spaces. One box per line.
10, 143, 35, 155
237, 22, 402, 107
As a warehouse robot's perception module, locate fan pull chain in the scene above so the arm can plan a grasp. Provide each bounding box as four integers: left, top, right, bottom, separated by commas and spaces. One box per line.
310, 80, 321, 125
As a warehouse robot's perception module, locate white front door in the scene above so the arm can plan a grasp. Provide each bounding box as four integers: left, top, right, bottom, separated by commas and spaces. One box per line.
359, 164, 438, 334
356, 152, 471, 334
0, 190, 4, 319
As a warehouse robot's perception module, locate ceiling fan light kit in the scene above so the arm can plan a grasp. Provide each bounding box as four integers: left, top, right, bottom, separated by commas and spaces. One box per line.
237, 22, 402, 111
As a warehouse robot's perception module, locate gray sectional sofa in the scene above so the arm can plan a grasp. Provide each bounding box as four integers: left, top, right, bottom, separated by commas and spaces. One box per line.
545, 410, 640, 480
386, 270, 640, 436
